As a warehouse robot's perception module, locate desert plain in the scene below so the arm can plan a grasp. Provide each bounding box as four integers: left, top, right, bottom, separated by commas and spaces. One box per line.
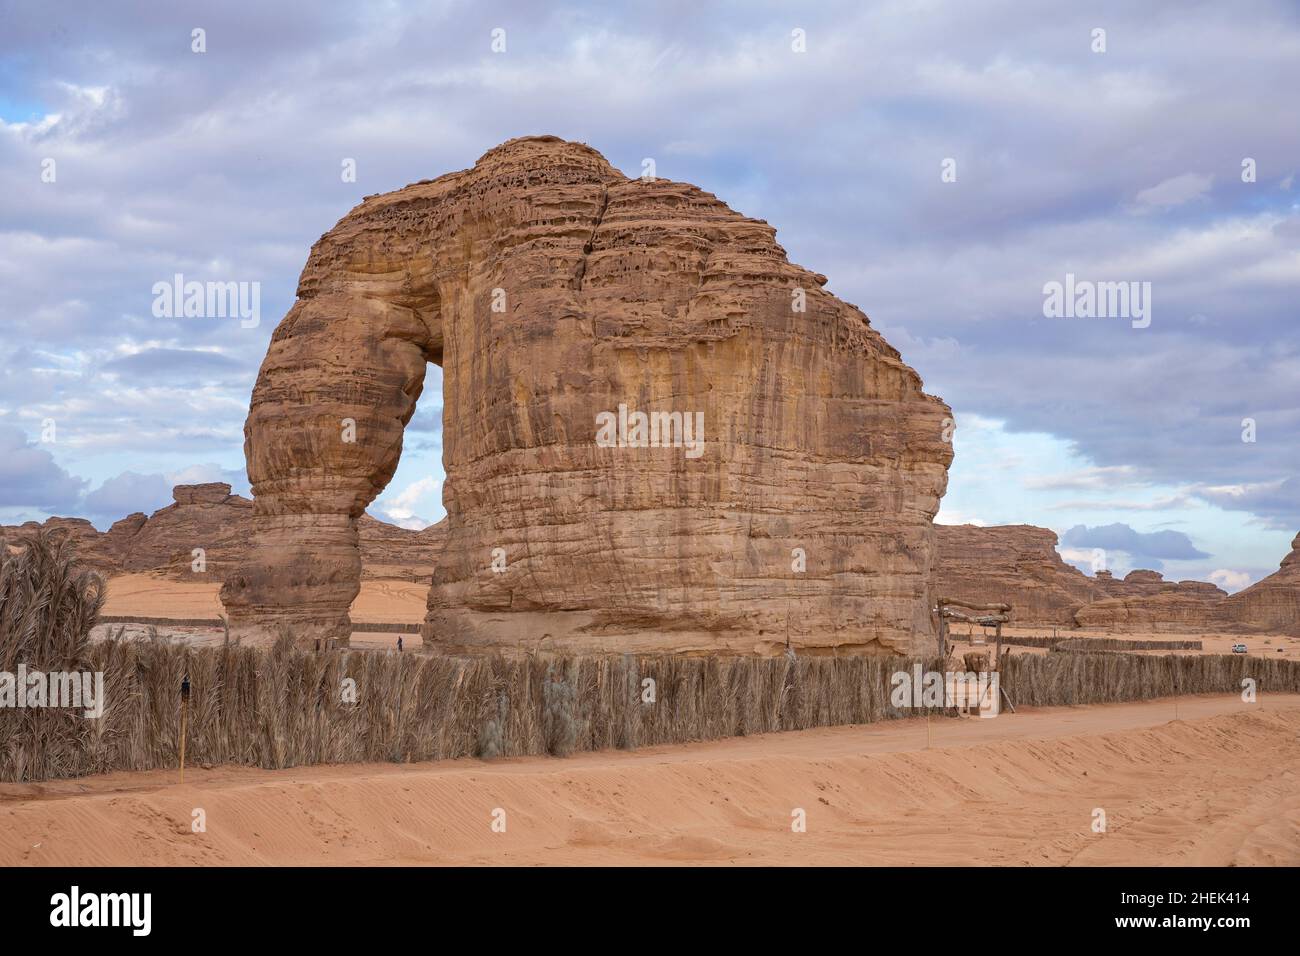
4, 693, 1297, 866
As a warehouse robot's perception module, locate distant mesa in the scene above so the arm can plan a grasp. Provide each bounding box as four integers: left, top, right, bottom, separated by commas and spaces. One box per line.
0, 483, 444, 586
1220, 531, 1300, 634
933, 523, 1296, 635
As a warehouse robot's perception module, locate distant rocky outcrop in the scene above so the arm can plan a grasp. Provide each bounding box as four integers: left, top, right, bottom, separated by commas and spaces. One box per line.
932, 523, 1297, 634
1076, 569, 1233, 632
1091, 568, 1223, 599
1, 516, 121, 572
138, 483, 253, 580
1221, 532, 1300, 634
1, 483, 445, 586
933, 524, 1104, 625
358, 515, 448, 582
1074, 590, 1231, 632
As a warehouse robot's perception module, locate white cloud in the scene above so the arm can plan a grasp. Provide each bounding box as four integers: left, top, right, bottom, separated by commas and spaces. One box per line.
167, 463, 247, 491
1024, 465, 1143, 492
1044, 493, 1194, 511
1058, 546, 1106, 572
375, 476, 442, 529
934, 508, 986, 526
1208, 568, 1252, 592
1133, 172, 1214, 211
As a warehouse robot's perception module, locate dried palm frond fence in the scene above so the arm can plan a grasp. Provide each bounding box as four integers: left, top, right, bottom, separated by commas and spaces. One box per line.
5, 530, 1300, 783
3, 637, 956, 781
960, 633, 1204, 652
1053, 636, 1202, 652
0, 527, 106, 784
1001, 651, 1295, 706
5, 638, 1299, 783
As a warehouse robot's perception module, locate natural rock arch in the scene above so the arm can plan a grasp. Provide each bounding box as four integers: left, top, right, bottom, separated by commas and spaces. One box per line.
221, 136, 953, 655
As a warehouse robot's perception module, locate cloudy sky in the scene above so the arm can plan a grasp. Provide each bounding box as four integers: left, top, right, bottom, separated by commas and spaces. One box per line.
1, 0, 1296, 590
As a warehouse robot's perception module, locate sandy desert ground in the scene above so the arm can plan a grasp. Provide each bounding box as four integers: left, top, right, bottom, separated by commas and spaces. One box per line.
102, 573, 428, 624
97, 574, 427, 647
3, 694, 1297, 866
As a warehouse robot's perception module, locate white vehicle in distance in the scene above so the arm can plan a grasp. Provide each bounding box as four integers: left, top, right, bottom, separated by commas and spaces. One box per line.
1231, 643, 1248, 654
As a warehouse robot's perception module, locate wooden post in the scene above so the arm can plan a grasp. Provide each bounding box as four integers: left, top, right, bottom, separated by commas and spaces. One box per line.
179, 673, 190, 783
994, 621, 1003, 670
940, 614, 948, 659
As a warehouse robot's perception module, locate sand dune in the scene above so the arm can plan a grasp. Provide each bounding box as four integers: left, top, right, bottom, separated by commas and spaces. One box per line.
3, 694, 1296, 866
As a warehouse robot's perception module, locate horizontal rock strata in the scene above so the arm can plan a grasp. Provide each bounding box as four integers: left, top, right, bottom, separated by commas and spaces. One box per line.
1221, 533, 1300, 634
933, 523, 1295, 634
220, 136, 954, 654
932, 524, 1103, 625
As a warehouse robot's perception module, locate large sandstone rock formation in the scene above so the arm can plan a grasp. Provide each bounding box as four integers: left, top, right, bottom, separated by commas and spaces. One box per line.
220, 136, 954, 655
932, 524, 1102, 625
1221, 532, 1300, 634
